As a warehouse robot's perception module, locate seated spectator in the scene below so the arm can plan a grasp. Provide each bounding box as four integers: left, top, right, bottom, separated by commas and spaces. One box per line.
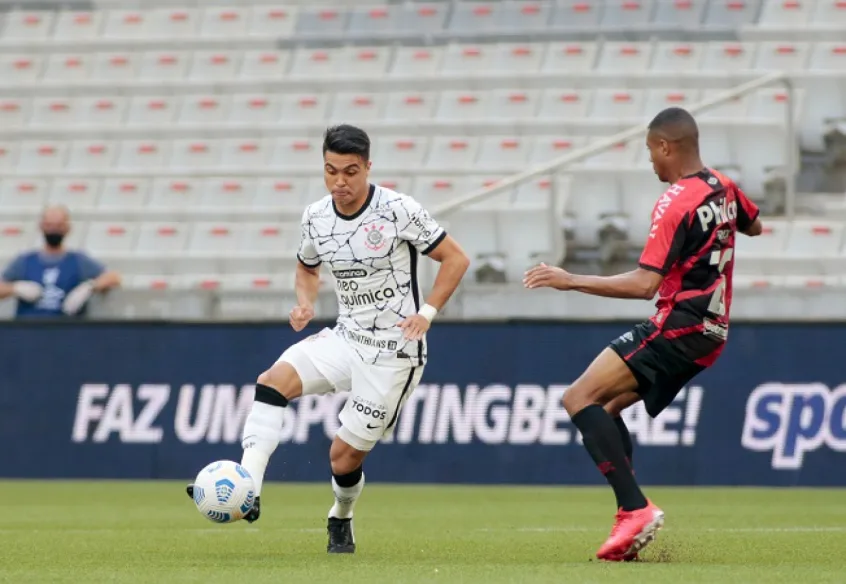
0, 205, 121, 319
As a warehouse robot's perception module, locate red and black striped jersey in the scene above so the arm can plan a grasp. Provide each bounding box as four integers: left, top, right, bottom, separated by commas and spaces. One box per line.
638, 168, 760, 366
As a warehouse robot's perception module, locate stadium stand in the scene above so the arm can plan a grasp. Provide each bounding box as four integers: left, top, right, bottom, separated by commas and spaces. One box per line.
1, 0, 846, 319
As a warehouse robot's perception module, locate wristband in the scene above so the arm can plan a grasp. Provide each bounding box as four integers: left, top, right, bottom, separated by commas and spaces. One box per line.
418, 303, 438, 323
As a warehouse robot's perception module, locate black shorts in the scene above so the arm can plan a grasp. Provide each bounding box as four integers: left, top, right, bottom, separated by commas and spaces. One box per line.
609, 321, 705, 418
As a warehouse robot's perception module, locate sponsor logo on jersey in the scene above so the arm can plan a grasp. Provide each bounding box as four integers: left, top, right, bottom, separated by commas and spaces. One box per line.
333, 269, 367, 279
344, 329, 398, 350
697, 196, 738, 231
702, 318, 728, 341
339, 286, 397, 308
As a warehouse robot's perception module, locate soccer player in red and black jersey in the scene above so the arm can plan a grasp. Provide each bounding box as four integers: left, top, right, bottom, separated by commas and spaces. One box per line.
524, 107, 763, 561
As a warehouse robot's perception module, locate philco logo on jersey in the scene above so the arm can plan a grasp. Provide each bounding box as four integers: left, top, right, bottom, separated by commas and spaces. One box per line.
333, 269, 367, 279
364, 224, 387, 251
697, 197, 738, 231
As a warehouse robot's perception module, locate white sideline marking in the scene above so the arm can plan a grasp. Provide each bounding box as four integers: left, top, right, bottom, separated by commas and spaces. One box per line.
0, 527, 323, 535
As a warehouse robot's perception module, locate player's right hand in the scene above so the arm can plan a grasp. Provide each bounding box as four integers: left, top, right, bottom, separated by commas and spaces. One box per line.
12, 281, 44, 303
289, 304, 314, 332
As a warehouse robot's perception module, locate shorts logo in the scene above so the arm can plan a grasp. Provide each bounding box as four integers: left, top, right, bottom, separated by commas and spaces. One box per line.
364, 224, 386, 251
351, 398, 387, 421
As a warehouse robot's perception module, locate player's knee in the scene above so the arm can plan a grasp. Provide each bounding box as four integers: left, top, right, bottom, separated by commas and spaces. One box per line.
562, 380, 608, 415
256, 362, 302, 401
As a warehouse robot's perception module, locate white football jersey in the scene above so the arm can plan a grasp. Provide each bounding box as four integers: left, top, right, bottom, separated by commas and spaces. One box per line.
297, 183, 446, 367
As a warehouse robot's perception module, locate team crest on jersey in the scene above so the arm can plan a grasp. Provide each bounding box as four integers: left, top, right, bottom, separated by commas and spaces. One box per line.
364, 224, 386, 251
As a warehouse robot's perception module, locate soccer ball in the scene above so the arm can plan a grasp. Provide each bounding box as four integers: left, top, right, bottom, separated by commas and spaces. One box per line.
192, 460, 256, 524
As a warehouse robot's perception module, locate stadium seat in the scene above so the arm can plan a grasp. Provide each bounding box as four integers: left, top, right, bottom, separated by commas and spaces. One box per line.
747, 88, 803, 123
170, 139, 222, 170
201, 178, 257, 209
98, 179, 151, 212
278, 94, 331, 124
138, 51, 190, 81
448, 2, 504, 32
347, 5, 401, 35
514, 176, 554, 209
248, 5, 298, 37
700, 41, 757, 72
30, 98, 78, 128
200, 6, 248, 38
537, 89, 592, 120
755, 42, 811, 72
48, 179, 100, 211
373, 137, 430, 169
0, 222, 37, 256
463, 176, 515, 211
529, 136, 588, 165
757, 0, 813, 27
785, 221, 845, 258
149, 178, 203, 210
84, 222, 139, 255
239, 50, 291, 79
177, 95, 231, 125
811, 0, 846, 26
383, 92, 439, 122
102, 10, 148, 39
566, 172, 623, 245
371, 176, 414, 195
126, 96, 177, 126
476, 137, 533, 169
2, 10, 54, 40
135, 221, 190, 255
435, 90, 489, 120
441, 44, 495, 74
600, 0, 656, 28
229, 94, 281, 124
499, 1, 554, 31
541, 42, 599, 73
78, 96, 128, 126
703, 0, 763, 28
651, 0, 709, 26
412, 176, 467, 209
220, 139, 271, 169
583, 139, 639, 169
0, 142, 19, 171
53, 11, 104, 40
44, 53, 92, 83
589, 89, 647, 124
597, 42, 653, 72
426, 137, 481, 170
254, 178, 312, 210
330, 92, 387, 123
67, 141, 118, 171
0, 98, 29, 129
0, 179, 48, 212
390, 46, 445, 77
1, 54, 42, 85
18, 141, 68, 172
146, 8, 200, 39
487, 89, 541, 120
549, 1, 603, 29
397, 3, 449, 34
491, 43, 545, 72
644, 89, 702, 119
241, 222, 301, 256
189, 51, 240, 81
270, 137, 322, 169
295, 7, 349, 35
651, 42, 706, 72
698, 90, 751, 119
733, 218, 788, 272
619, 169, 664, 241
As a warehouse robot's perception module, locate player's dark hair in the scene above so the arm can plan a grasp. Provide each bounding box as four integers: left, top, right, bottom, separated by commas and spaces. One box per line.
648, 107, 699, 148
323, 124, 370, 161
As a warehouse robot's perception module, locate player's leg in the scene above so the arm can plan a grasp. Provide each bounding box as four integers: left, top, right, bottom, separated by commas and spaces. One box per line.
324, 362, 422, 554
604, 392, 641, 465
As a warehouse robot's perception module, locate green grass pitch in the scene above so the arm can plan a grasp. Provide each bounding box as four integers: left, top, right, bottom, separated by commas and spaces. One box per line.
2, 481, 845, 583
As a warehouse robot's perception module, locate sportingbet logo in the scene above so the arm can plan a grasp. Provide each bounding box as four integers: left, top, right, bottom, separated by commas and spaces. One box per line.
742, 383, 846, 470
71, 383, 704, 447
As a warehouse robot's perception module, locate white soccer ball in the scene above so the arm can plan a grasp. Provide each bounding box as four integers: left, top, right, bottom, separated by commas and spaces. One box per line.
192, 460, 256, 524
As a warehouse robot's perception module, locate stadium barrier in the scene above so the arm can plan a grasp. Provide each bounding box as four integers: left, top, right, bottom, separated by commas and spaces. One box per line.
1, 320, 843, 486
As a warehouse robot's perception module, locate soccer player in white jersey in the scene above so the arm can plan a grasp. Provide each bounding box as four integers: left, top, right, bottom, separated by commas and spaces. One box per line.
188, 124, 470, 553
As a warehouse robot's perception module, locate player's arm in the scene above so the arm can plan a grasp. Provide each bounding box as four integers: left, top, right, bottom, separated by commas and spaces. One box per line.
0, 255, 43, 301
735, 185, 763, 237
422, 235, 471, 311
523, 264, 662, 300
396, 196, 470, 340
290, 212, 322, 332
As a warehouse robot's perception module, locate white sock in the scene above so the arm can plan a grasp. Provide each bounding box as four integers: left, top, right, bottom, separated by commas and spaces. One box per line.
328, 473, 365, 519
240, 401, 285, 496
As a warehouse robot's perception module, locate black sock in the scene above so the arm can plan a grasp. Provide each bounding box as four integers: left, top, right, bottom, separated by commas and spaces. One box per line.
614, 416, 634, 466
254, 383, 288, 407
333, 466, 363, 488
572, 405, 647, 511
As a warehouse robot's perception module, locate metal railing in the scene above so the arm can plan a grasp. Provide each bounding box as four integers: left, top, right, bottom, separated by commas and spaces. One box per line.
433, 71, 797, 264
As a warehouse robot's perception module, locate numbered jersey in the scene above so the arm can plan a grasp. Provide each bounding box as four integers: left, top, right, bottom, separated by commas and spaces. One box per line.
638, 168, 759, 365
297, 183, 446, 367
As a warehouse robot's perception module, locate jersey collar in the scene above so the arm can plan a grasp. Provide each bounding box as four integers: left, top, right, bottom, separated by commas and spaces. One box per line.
333, 183, 375, 221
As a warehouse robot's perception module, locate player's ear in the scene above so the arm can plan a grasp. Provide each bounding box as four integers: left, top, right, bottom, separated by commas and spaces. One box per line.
366, 159, 372, 171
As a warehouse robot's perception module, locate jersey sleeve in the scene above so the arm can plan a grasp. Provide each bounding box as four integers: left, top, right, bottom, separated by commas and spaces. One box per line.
396, 195, 447, 255
734, 186, 760, 232
639, 205, 689, 276
296, 209, 321, 268
1, 254, 26, 282
76, 252, 106, 281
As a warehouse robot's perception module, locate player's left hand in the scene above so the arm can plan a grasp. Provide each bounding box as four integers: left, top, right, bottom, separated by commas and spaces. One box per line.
398, 314, 430, 341
523, 263, 574, 290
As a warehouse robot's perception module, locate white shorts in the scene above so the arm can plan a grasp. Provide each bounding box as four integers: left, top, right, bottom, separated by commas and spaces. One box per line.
277, 328, 424, 452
